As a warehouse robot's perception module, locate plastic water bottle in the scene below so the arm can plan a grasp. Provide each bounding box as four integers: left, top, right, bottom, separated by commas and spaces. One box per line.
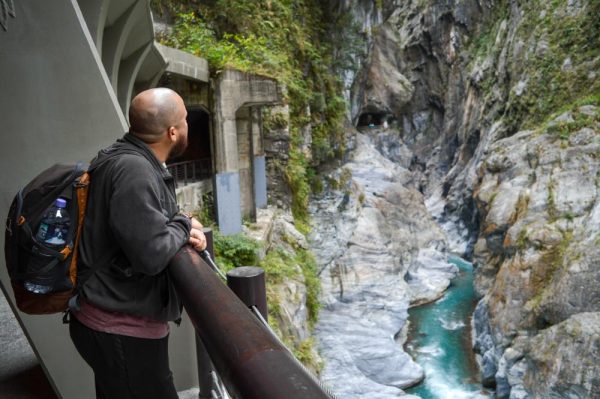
35, 198, 69, 245
24, 198, 70, 294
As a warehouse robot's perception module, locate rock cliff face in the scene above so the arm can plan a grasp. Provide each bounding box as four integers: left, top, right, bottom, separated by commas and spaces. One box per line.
472, 107, 600, 397
318, 0, 599, 397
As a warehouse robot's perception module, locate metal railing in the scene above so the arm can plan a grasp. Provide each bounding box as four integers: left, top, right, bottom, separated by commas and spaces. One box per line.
167, 158, 212, 187
168, 231, 335, 399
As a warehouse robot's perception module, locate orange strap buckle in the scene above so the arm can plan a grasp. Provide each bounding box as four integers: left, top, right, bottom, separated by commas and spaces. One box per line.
60, 246, 72, 259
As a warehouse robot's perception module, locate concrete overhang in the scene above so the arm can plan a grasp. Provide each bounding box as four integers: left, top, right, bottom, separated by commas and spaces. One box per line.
156, 43, 209, 83
136, 42, 168, 88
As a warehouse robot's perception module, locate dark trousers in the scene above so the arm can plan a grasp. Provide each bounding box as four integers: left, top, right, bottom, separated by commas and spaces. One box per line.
69, 317, 178, 399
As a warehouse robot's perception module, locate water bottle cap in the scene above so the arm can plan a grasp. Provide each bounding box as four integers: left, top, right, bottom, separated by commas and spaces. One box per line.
55, 198, 67, 208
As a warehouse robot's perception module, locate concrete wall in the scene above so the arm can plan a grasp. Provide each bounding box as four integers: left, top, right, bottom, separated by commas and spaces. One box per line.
176, 179, 213, 213
162, 74, 211, 109
0, 1, 198, 397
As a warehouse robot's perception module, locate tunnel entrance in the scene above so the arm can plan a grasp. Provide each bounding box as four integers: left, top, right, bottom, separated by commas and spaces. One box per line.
167, 106, 213, 186
357, 112, 391, 128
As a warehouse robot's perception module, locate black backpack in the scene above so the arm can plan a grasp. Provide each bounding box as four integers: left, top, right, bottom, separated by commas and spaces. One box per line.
4, 163, 91, 314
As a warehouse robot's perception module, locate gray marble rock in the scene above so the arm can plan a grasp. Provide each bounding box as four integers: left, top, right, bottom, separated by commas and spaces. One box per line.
521, 312, 600, 399
470, 94, 600, 396
310, 132, 452, 397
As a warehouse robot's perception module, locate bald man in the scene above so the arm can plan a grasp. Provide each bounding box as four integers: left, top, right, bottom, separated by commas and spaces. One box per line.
69, 88, 206, 399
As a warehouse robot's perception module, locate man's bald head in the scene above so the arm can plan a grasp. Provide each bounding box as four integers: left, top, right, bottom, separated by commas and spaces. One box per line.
129, 88, 185, 143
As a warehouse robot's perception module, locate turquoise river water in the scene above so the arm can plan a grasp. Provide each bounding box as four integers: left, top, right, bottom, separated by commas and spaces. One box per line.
405, 257, 492, 399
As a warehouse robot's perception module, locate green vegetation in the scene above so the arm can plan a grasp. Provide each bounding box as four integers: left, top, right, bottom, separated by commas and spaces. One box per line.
262, 109, 288, 131
529, 229, 574, 311
469, 1, 510, 59
155, 0, 355, 231
255, 242, 322, 371
260, 245, 320, 328
295, 248, 321, 327
210, 227, 321, 325
212, 230, 260, 272
260, 247, 299, 283
508, 0, 599, 131
202, 223, 321, 369
469, 0, 600, 135
285, 149, 312, 234
516, 227, 529, 251
195, 192, 216, 227
293, 337, 322, 371
542, 94, 600, 140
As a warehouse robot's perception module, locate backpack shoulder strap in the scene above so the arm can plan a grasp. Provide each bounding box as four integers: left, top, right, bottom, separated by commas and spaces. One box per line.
69, 148, 140, 296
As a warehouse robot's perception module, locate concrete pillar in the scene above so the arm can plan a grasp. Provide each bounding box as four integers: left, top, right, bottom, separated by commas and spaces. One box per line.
237, 107, 255, 220
251, 107, 264, 156
253, 155, 268, 209
252, 107, 268, 209
213, 72, 243, 235
214, 172, 242, 236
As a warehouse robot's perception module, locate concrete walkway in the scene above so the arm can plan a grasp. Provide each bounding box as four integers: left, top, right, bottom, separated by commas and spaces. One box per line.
0, 294, 56, 399
0, 294, 200, 399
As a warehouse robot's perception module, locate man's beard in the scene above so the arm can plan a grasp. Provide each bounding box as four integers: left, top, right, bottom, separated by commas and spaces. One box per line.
169, 134, 188, 158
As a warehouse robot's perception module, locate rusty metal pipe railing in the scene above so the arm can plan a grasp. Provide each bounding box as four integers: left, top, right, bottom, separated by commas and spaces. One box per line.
196, 229, 216, 398
169, 246, 333, 399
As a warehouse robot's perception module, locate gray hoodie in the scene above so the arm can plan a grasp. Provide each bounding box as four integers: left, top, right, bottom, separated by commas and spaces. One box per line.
77, 133, 191, 322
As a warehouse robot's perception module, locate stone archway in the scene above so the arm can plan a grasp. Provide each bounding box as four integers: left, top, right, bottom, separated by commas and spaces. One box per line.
212, 69, 282, 235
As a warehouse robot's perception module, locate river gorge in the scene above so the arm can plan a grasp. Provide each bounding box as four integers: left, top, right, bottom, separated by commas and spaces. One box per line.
298, 0, 599, 397
309, 129, 488, 398
153, 0, 599, 397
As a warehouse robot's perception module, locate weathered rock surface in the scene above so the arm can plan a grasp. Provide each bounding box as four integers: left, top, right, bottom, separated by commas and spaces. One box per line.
310, 130, 455, 397
522, 312, 600, 399
244, 207, 320, 370
471, 107, 600, 397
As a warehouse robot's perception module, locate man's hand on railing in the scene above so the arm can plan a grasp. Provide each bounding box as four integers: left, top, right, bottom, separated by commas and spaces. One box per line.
189, 217, 207, 251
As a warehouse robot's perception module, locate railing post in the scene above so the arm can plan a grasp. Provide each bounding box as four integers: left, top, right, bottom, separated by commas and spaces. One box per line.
196, 228, 215, 399
184, 163, 188, 185
226, 267, 268, 321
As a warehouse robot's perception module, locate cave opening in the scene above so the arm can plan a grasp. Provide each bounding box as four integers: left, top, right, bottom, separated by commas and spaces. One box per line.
357, 112, 390, 128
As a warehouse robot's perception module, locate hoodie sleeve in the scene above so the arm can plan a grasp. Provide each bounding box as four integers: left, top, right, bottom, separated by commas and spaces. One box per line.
108, 155, 191, 275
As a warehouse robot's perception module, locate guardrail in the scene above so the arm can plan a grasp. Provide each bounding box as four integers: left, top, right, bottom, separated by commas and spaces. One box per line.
167, 158, 212, 186
168, 233, 334, 399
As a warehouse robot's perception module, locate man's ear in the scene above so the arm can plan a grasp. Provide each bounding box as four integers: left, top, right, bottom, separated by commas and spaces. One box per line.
167, 126, 177, 142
